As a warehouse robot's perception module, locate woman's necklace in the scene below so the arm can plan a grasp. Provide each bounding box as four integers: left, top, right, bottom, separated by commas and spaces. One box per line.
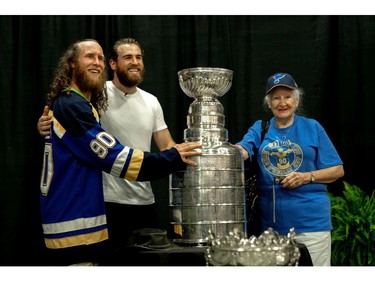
280, 125, 292, 140
276, 118, 294, 140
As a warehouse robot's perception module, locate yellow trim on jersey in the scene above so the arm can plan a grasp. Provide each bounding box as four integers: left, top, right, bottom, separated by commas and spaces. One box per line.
52, 116, 66, 138
44, 229, 108, 249
124, 148, 144, 181
92, 106, 99, 121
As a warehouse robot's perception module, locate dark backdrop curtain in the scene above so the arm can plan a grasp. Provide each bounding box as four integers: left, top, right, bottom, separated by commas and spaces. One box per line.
1, 15, 374, 265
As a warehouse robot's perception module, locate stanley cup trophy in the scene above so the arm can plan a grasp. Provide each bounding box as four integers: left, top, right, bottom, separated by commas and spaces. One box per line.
170, 67, 246, 245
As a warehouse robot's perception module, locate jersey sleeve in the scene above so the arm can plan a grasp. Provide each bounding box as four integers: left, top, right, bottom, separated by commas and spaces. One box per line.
52, 93, 186, 182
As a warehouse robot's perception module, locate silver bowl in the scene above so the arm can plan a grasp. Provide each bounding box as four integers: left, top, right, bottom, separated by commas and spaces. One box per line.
205, 228, 301, 266
178, 67, 233, 99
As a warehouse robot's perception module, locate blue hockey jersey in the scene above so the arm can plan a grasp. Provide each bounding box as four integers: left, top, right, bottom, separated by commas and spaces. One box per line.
39, 88, 186, 249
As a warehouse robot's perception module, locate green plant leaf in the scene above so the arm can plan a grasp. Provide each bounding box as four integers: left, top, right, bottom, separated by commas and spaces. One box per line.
329, 181, 375, 265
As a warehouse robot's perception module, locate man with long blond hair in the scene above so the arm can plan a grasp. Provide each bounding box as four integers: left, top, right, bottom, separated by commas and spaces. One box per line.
39, 39, 201, 265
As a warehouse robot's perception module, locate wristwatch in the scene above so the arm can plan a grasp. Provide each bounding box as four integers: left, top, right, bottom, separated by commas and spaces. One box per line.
309, 172, 316, 183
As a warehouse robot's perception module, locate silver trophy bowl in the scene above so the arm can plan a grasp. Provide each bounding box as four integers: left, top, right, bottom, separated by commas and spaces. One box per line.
178, 67, 234, 98
171, 66, 245, 245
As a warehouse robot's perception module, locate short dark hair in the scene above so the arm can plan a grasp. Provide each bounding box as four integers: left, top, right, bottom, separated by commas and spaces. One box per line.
108, 38, 144, 61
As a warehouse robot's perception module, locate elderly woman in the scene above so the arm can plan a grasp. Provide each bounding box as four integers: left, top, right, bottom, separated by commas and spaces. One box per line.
235, 72, 344, 266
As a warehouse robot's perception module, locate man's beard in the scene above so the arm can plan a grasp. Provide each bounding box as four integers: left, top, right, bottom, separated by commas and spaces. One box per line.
74, 65, 107, 97
117, 67, 145, 88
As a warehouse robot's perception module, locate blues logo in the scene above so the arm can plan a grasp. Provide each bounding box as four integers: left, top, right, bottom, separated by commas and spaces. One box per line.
273, 73, 286, 84
261, 139, 303, 177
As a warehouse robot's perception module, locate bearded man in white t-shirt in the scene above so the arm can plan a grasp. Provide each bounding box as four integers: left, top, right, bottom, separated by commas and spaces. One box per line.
101, 38, 176, 253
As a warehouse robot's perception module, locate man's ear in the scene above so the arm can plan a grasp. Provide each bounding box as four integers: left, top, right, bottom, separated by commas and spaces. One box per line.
109, 59, 116, 71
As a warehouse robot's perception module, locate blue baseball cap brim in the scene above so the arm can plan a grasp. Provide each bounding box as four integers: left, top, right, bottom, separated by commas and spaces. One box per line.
266, 73, 298, 95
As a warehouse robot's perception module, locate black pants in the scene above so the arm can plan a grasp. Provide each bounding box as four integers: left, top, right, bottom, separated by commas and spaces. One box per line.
103, 202, 160, 265
43, 240, 112, 266
105, 202, 158, 251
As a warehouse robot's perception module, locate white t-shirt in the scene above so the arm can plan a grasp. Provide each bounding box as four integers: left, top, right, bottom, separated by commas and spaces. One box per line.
100, 81, 168, 204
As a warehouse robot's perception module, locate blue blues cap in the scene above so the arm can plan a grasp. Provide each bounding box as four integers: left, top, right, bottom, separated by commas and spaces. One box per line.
266, 73, 298, 95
